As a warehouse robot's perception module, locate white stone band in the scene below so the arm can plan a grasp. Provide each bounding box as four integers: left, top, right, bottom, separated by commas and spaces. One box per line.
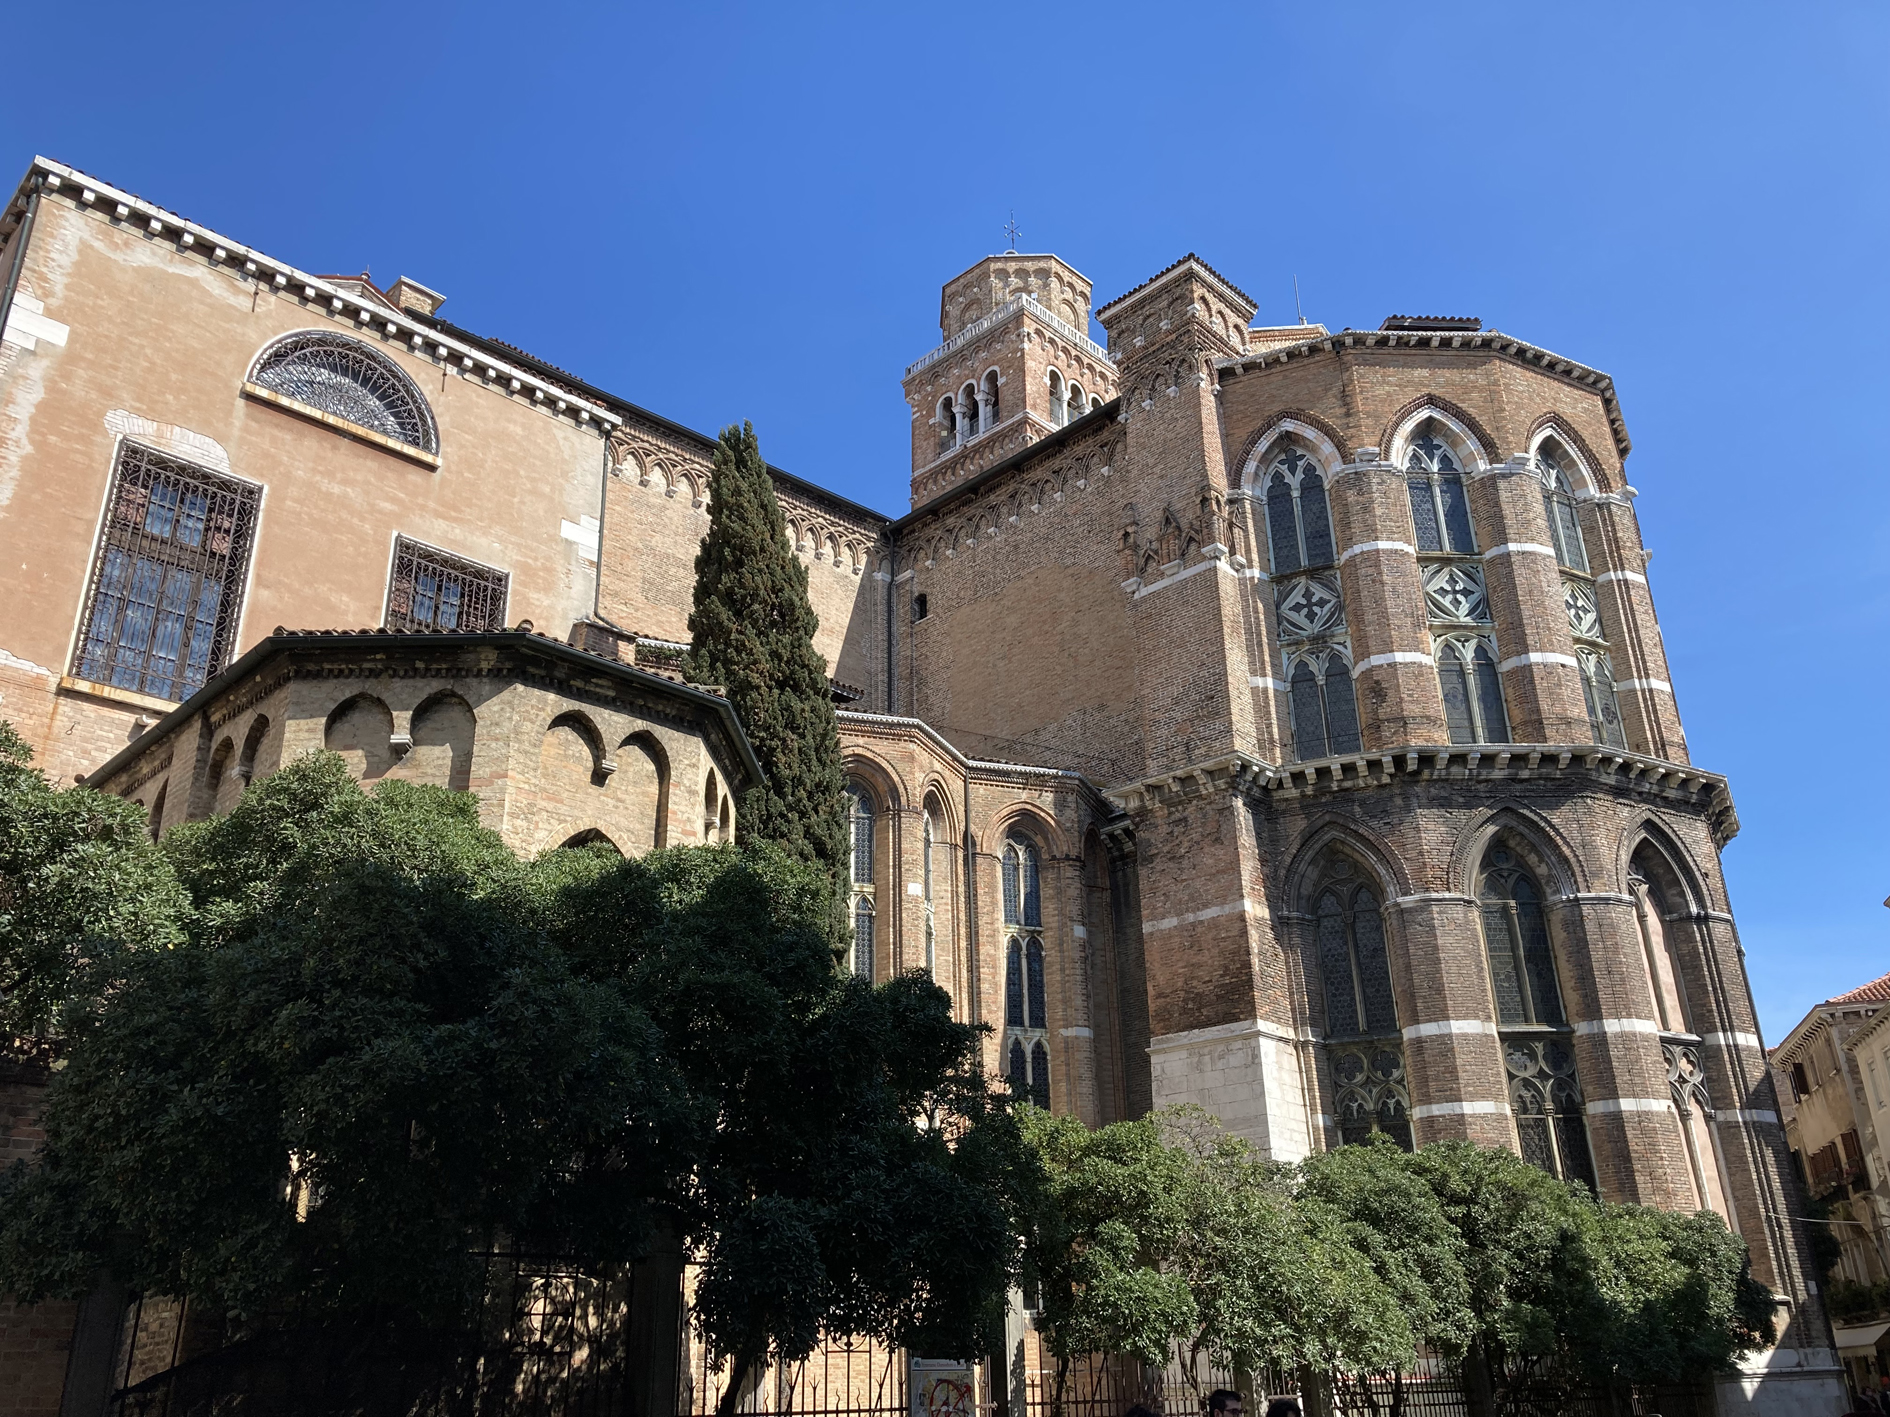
1413, 1099, 1509, 1118
1596, 570, 1648, 586
1143, 898, 1268, 933
1403, 1019, 1498, 1040
1585, 1097, 1672, 1114
1249, 675, 1288, 692
1339, 540, 1415, 564
1499, 652, 1579, 672
1719, 1109, 1781, 1125
1484, 542, 1556, 559
1701, 1031, 1763, 1050
1574, 1017, 1660, 1036
1618, 678, 1672, 693
1352, 651, 1434, 676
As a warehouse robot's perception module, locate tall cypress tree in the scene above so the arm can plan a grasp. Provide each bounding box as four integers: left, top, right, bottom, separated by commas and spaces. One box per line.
688, 422, 849, 883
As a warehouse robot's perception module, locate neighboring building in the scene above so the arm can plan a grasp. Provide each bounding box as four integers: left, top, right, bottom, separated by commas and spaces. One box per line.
0, 156, 1843, 1415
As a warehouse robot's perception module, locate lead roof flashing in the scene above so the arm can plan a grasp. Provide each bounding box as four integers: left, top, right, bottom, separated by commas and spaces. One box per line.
1216, 327, 1633, 459
13, 158, 621, 434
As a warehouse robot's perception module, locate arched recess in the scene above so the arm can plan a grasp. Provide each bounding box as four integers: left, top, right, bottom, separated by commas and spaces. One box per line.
398, 693, 476, 791
202, 736, 235, 818
618, 732, 669, 852
236, 715, 270, 790
541, 711, 609, 793
1449, 804, 1584, 903
1236, 412, 1348, 489
146, 781, 167, 842
1282, 816, 1412, 905
325, 695, 396, 781
559, 828, 622, 854
1381, 397, 1497, 474
1525, 415, 1611, 496
248, 330, 438, 454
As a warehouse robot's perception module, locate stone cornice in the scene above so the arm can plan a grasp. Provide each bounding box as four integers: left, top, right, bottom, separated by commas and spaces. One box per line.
9, 158, 620, 434
1215, 328, 1632, 459
905, 295, 1111, 380
1105, 744, 1738, 847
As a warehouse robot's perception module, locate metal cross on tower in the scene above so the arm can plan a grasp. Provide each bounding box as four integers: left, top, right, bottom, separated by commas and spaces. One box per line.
1003, 212, 1020, 252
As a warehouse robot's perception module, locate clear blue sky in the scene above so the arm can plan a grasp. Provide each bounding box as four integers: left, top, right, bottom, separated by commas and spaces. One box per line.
4, 3, 1884, 1041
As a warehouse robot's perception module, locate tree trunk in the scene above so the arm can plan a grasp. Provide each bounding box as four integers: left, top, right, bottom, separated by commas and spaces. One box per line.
715, 1334, 767, 1417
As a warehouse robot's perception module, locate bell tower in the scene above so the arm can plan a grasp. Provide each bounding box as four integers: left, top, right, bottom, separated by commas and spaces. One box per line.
901, 252, 1119, 507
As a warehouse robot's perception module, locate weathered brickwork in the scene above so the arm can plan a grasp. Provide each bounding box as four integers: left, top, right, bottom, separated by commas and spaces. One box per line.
0, 157, 1835, 1412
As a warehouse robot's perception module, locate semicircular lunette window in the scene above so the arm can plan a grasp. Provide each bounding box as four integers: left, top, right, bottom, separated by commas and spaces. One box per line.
250, 333, 439, 453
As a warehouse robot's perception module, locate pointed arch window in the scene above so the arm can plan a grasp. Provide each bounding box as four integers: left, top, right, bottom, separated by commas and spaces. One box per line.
1288, 649, 1361, 761
249, 331, 438, 454
1003, 835, 1041, 927
1405, 430, 1476, 554
922, 806, 938, 977
1538, 451, 1589, 573
1003, 831, 1050, 1107
1435, 635, 1510, 744
1313, 866, 1411, 1151
1263, 446, 1336, 574
847, 787, 876, 980
1479, 844, 1594, 1187
1578, 648, 1626, 749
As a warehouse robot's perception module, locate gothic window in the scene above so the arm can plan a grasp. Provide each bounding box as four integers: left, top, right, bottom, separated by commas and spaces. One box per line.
1008, 1037, 1028, 1093
1317, 883, 1397, 1038
1435, 635, 1510, 743
1003, 835, 1041, 927
848, 787, 876, 980
982, 369, 1001, 428
1048, 369, 1068, 427
249, 331, 438, 454
1578, 648, 1627, 749
1477, 848, 1566, 1028
1287, 650, 1361, 761
1030, 1040, 1051, 1109
73, 442, 261, 701
937, 397, 957, 455
1006, 939, 1025, 1028
385, 537, 509, 633
1505, 1036, 1596, 1189
1262, 446, 1336, 574
1538, 452, 1590, 573
1630, 856, 1692, 1035
1405, 430, 1476, 554
922, 806, 938, 976
1026, 939, 1047, 1029
961, 382, 980, 438
1331, 1044, 1414, 1151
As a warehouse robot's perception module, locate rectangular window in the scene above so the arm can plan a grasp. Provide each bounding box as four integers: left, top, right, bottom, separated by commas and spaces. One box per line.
385, 537, 508, 633
73, 443, 260, 700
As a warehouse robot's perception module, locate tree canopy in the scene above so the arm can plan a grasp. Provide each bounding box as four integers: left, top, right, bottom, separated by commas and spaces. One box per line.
686, 421, 848, 886
0, 749, 1023, 1410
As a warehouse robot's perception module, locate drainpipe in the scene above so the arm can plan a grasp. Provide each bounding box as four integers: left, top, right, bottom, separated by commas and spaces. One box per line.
0, 177, 44, 353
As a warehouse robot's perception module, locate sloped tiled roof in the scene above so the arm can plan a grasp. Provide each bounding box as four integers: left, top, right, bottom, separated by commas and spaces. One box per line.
1827, 970, 1890, 1006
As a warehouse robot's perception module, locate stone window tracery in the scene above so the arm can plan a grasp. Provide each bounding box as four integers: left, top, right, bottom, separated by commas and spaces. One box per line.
250, 331, 438, 454
1537, 446, 1627, 749
1263, 443, 1359, 762
1539, 452, 1589, 573
1477, 845, 1596, 1189
1434, 634, 1510, 743
1405, 430, 1476, 555
1003, 833, 1050, 1107
848, 787, 876, 979
1312, 861, 1411, 1150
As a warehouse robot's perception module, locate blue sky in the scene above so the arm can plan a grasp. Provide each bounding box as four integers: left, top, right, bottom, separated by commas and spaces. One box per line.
4, 3, 1884, 1040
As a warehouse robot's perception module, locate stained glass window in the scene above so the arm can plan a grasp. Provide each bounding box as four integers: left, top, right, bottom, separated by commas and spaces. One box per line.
1315, 882, 1396, 1039
1479, 849, 1567, 1026
1006, 940, 1025, 1028
1026, 939, 1047, 1029
847, 788, 875, 980
1405, 430, 1477, 554
1263, 447, 1337, 574
1539, 455, 1590, 573
1291, 660, 1328, 761
1435, 637, 1510, 744
1323, 651, 1361, 756
1579, 649, 1626, 748
1030, 1041, 1051, 1109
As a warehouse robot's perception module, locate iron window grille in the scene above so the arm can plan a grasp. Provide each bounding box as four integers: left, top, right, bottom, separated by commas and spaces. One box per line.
250, 331, 439, 453
73, 442, 261, 701
385, 538, 509, 633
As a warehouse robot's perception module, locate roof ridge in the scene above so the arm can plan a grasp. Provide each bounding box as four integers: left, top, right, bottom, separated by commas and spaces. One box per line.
1826, 969, 1890, 1006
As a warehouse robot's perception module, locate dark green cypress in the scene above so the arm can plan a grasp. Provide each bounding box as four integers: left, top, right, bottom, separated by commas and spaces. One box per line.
687, 422, 849, 884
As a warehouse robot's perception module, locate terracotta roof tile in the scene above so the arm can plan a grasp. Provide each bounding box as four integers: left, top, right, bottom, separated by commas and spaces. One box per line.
1827, 970, 1890, 1006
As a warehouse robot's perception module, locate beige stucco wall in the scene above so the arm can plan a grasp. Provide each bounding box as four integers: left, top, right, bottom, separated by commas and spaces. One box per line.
0, 192, 609, 784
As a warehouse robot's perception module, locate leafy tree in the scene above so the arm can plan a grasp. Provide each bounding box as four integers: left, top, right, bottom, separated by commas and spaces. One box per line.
0, 752, 1023, 1414
0, 721, 184, 1051
686, 421, 848, 884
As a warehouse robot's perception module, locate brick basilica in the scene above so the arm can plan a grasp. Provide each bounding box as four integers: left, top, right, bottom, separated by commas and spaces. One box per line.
0, 156, 1841, 1415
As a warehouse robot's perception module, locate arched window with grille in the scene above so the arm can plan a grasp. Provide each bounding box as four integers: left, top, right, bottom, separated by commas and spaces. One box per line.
847, 787, 876, 980
922, 806, 938, 977
1435, 635, 1510, 744
1312, 864, 1412, 1151
1478, 843, 1595, 1188
249, 331, 438, 454
1287, 649, 1361, 761
1405, 427, 1476, 554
